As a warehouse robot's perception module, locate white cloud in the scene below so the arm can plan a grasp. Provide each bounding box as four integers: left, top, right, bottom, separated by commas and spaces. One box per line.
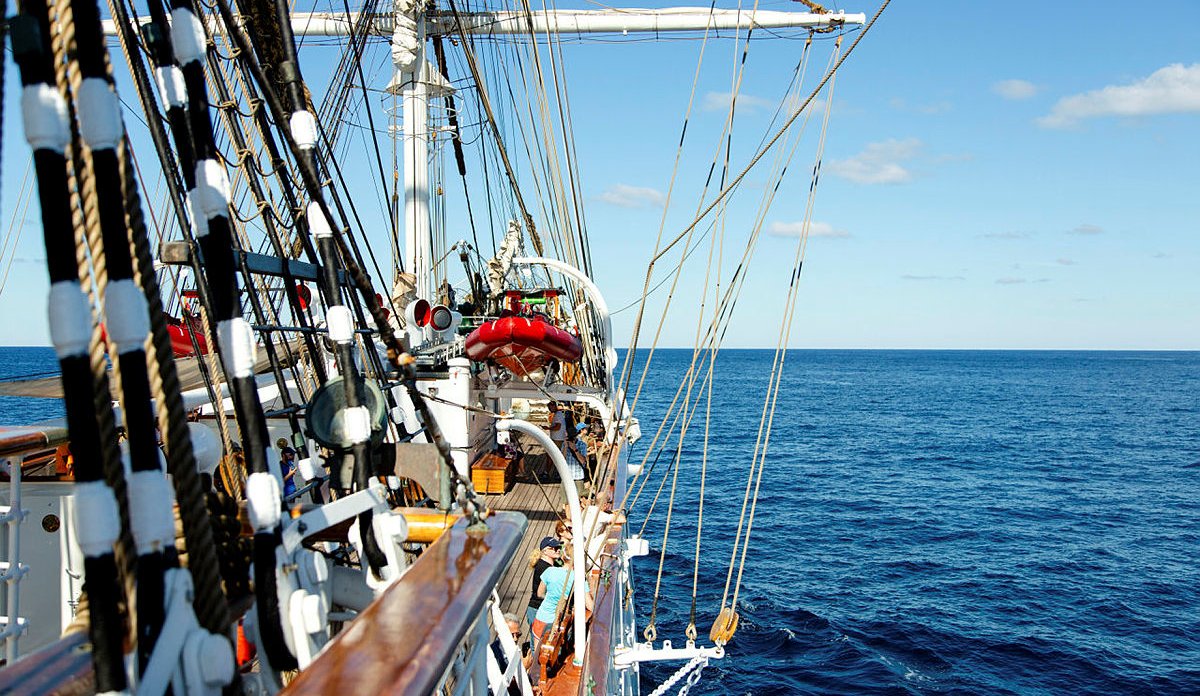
983, 231, 1029, 240
826, 138, 921, 185
597, 184, 665, 209
702, 91, 776, 115
993, 79, 1038, 100
996, 277, 1027, 285
1068, 224, 1104, 235
1038, 63, 1200, 128
1056, 258, 1075, 266
767, 221, 849, 238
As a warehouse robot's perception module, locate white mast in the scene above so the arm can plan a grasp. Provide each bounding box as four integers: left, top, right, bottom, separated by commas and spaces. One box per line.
395, 11, 432, 301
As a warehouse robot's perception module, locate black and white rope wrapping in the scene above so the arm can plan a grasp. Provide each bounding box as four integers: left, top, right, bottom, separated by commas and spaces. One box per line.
12, 3, 128, 691
70, 0, 179, 672
168, 0, 297, 671
295, 112, 388, 574
273, 0, 388, 572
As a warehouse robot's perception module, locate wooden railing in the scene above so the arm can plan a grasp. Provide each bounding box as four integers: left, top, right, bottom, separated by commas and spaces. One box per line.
282, 511, 526, 695
581, 520, 627, 695
0, 631, 90, 692
0, 424, 68, 461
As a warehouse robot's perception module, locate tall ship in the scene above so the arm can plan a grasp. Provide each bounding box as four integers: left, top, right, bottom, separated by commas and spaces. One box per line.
0, 0, 879, 693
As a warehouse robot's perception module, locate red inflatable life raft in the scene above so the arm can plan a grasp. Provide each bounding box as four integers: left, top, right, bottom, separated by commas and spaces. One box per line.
465, 315, 583, 375
100, 315, 209, 358
167, 316, 209, 357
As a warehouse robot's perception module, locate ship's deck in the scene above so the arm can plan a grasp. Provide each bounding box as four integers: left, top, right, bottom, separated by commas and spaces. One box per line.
477, 453, 570, 634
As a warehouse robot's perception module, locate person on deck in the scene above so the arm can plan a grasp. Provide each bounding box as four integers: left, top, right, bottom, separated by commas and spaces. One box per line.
529, 558, 594, 687
565, 433, 589, 499
490, 613, 527, 696
525, 536, 563, 637
280, 446, 298, 499
547, 401, 568, 465
554, 520, 574, 564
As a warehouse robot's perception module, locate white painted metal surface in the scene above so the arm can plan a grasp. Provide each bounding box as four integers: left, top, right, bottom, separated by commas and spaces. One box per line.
431, 8, 866, 36
0, 478, 83, 661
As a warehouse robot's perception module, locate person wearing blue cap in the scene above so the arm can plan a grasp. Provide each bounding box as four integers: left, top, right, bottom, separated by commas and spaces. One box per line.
524, 536, 562, 638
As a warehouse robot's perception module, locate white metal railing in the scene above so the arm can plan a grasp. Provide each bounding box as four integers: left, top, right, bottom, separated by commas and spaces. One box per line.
0, 457, 30, 662
431, 594, 534, 696
406, 594, 534, 696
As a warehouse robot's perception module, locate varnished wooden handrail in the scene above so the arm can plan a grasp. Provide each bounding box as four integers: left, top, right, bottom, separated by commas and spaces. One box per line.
0, 631, 91, 694
0, 425, 69, 459
581, 522, 624, 695
282, 511, 527, 695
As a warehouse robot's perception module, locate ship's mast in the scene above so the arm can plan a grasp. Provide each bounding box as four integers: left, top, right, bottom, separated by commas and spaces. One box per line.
101, 7, 865, 301
395, 10, 432, 300
384, 4, 864, 305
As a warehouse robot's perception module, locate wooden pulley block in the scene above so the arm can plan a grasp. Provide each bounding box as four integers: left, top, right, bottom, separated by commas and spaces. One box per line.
709, 606, 739, 645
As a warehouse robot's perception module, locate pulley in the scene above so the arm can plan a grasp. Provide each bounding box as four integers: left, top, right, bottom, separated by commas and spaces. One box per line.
708, 606, 739, 645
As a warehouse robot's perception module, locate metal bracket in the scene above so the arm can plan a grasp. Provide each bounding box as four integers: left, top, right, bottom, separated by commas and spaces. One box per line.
612, 639, 725, 668
281, 485, 389, 554
139, 569, 235, 696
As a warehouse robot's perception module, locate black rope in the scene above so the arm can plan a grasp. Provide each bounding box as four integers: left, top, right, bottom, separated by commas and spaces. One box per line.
10, 3, 128, 689
169, 0, 297, 670
70, 0, 181, 669
254, 0, 388, 578
200, 30, 328, 397
210, 0, 487, 532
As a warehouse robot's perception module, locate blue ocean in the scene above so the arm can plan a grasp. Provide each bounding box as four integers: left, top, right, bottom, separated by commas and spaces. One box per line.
3, 347, 1198, 693
627, 349, 1200, 694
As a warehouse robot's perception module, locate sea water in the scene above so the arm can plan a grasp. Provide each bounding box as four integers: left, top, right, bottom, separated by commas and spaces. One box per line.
3, 347, 1197, 693
627, 349, 1200, 694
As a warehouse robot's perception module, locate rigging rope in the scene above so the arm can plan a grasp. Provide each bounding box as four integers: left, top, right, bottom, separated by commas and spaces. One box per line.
621, 4, 875, 644
447, 0, 544, 254
717, 34, 844, 635
209, 0, 490, 530
166, 0, 297, 669
12, 0, 141, 686
0, 163, 32, 296
617, 4, 887, 452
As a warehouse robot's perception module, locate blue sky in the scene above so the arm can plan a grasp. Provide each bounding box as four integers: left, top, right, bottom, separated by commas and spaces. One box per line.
1, 0, 1197, 349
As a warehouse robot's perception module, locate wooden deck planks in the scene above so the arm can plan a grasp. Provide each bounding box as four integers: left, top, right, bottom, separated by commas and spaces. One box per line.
479, 452, 570, 631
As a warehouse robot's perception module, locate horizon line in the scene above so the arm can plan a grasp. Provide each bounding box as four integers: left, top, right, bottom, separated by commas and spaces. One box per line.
2, 344, 1198, 352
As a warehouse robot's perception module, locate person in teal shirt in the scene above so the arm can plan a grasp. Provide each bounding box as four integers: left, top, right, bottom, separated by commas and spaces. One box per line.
529, 562, 574, 687
534, 564, 572, 628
